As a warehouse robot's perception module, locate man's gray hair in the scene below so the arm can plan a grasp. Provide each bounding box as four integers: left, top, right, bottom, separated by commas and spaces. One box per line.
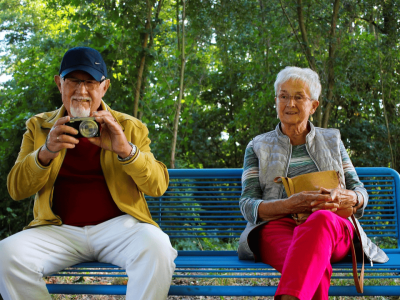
274, 66, 321, 101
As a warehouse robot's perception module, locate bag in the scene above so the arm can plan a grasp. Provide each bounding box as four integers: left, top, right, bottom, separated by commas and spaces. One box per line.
274, 170, 353, 225
274, 170, 365, 293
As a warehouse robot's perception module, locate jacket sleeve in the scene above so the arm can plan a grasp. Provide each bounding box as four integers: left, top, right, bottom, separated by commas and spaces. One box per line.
120, 120, 169, 197
7, 118, 52, 200
239, 141, 264, 224
340, 141, 368, 218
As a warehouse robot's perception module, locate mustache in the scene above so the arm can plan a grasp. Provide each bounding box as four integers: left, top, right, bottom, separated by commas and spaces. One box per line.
71, 96, 92, 102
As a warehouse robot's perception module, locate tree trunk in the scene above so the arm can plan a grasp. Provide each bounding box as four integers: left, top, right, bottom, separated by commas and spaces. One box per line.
376, 35, 395, 170
170, 0, 186, 169
133, 0, 152, 118
295, 0, 324, 127
296, 0, 316, 72
279, 0, 315, 70
133, 0, 164, 119
258, 0, 269, 75
280, 0, 322, 125
321, 0, 340, 128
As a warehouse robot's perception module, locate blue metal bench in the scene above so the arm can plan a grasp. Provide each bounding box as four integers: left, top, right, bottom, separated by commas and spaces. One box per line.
46, 167, 400, 296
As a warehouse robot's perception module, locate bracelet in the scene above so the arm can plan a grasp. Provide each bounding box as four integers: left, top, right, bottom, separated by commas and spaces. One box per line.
353, 191, 360, 207
117, 142, 137, 162
43, 135, 60, 154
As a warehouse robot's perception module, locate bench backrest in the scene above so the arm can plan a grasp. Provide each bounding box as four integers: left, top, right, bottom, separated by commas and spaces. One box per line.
147, 167, 400, 250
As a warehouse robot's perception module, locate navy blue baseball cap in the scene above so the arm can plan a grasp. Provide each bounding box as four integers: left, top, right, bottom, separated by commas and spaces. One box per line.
59, 47, 107, 82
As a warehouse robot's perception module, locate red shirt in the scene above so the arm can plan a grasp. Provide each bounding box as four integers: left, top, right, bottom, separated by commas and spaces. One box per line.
52, 138, 124, 226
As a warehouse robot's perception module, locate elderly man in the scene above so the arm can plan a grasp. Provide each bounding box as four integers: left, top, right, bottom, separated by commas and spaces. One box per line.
0, 47, 177, 300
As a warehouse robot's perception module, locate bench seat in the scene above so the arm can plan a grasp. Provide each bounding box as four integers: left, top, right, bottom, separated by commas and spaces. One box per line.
46, 167, 400, 296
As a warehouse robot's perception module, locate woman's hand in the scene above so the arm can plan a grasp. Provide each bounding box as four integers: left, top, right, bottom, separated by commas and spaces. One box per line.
311, 187, 362, 214
258, 188, 362, 222
285, 191, 337, 214
257, 191, 333, 222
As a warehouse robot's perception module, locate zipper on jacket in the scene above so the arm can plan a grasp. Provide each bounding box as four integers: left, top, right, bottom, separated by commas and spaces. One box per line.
280, 142, 292, 199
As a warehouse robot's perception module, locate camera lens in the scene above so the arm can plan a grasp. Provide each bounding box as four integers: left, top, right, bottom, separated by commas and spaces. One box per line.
79, 120, 99, 138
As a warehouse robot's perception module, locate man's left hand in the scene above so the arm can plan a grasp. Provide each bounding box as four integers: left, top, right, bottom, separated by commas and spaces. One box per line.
88, 111, 132, 158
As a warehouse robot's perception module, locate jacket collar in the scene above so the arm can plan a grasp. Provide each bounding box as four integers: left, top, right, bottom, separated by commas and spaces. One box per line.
305, 121, 316, 142
41, 100, 125, 131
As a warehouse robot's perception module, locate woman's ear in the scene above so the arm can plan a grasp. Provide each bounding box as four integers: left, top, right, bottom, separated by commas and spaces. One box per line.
311, 100, 319, 114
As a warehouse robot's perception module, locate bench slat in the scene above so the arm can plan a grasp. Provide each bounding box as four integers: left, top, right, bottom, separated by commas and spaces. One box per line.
46, 284, 400, 296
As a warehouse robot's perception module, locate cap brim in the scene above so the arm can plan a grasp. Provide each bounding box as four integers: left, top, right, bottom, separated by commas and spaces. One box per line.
60, 65, 104, 81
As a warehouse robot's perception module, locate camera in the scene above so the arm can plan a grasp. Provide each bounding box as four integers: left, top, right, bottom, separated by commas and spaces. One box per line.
67, 117, 100, 138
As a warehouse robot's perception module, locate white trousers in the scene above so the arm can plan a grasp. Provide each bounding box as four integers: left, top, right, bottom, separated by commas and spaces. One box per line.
0, 214, 177, 300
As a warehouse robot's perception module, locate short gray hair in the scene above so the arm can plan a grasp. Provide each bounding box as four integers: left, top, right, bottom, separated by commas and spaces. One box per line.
274, 66, 321, 101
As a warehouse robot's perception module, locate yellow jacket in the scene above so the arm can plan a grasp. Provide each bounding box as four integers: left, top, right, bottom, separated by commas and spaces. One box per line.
7, 101, 168, 229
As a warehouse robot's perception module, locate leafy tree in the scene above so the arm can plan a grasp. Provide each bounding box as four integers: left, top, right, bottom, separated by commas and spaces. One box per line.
0, 0, 399, 240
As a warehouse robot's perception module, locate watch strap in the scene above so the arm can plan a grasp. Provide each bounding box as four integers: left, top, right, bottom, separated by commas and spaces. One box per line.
117, 142, 137, 162
43, 135, 60, 154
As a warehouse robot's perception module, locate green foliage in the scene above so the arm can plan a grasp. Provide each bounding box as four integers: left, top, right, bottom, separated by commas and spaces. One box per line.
1, 0, 400, 241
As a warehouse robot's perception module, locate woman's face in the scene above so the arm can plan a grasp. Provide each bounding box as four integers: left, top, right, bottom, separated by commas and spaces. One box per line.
275, 79, 319, 127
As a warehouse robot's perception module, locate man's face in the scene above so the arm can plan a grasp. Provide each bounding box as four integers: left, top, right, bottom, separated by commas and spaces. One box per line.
54, 70, 110, 117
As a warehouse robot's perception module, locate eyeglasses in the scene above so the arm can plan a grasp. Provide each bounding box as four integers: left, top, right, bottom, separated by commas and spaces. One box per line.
277, 93, 311, 104
62, 77, 105, 90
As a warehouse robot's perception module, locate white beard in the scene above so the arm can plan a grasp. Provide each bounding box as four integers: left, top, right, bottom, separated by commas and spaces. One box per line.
70, 102, 91, 118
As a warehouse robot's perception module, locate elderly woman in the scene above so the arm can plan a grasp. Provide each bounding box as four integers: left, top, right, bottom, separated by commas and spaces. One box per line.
238, 67, 388, 300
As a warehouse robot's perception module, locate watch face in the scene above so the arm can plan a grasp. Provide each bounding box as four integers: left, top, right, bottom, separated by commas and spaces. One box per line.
128, 143, 136, 156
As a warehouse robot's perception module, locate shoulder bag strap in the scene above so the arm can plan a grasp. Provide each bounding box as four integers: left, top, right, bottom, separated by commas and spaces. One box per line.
347, 215, 365, 293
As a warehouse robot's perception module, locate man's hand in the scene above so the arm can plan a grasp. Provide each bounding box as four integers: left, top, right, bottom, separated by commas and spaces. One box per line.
38, 116, 79, 166
88, 111, 132, 158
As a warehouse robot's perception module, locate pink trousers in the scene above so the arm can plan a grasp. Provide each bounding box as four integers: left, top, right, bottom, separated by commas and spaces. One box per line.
257, 210, 354, 300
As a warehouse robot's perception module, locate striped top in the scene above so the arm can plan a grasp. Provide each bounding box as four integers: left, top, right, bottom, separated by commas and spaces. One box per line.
282, 144, 318, 199
239, 141, 364, 224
